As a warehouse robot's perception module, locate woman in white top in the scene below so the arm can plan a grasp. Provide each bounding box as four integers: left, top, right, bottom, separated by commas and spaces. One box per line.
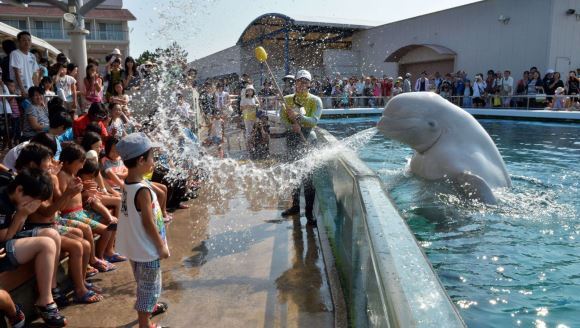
239, 85, 260, 143
472, 74, 487, 108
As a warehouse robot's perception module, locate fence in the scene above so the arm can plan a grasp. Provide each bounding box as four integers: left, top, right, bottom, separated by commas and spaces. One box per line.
229, 93, 579, 112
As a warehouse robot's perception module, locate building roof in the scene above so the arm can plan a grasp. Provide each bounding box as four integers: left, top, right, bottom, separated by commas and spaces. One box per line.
237, 13, 375, 46
0, 4, 136, 21
0, 21, 60, 56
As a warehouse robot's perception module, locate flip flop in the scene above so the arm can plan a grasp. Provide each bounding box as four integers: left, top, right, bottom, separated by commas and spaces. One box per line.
74, 290, 103, 304
92, 259, 116, 273
151, 302, 168, 317
84, 281, 103, 293
86, 265, 99, 278
105, 253, 127, 263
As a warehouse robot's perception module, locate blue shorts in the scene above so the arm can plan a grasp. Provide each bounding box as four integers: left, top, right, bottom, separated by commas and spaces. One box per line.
210, 136, 222, 145
0, 240, 20, 272
131, 259, 162, 313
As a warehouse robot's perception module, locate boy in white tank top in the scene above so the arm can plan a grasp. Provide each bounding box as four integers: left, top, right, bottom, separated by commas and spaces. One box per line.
115, 132, 169, 328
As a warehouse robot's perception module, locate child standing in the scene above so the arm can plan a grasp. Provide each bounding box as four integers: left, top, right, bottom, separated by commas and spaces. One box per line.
116, 132, 169, 328
240, 85, 259, 145
207, 114, 225, 158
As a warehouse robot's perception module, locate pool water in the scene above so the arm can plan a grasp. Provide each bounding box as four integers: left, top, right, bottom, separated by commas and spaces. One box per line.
318, 117, 580, 328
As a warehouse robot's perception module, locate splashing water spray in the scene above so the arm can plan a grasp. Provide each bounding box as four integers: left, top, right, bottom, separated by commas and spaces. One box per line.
127, 44, 377, 212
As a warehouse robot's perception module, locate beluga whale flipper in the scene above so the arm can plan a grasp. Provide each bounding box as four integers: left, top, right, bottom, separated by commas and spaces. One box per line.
377, 92, 511, 204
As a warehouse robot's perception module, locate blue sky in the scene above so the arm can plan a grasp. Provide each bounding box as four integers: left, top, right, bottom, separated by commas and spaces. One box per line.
125, 0, 482, 61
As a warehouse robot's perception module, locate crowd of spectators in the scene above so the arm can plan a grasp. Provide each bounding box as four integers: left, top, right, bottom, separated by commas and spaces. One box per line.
200, 67, 580, 112
0, 31, 200, 327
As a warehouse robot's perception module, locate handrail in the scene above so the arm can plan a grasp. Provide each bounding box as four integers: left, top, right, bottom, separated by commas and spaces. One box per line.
227, 93, 578, 111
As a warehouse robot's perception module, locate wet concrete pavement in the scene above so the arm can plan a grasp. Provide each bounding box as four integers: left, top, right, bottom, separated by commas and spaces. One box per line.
55, 128, 336, 327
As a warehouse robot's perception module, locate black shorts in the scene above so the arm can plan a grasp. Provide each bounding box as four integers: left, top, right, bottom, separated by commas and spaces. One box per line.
0, 239, 20, 272
473, 97, 485, 105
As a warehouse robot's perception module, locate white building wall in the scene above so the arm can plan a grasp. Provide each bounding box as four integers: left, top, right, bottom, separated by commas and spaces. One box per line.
323, 49, 361, 76
547, 0, 580, 74
353, 0, 554, 79
192, 45, 241, 80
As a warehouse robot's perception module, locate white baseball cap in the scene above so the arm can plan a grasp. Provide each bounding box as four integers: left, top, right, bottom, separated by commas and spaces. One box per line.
111, 48, 122, 55
546, 69, 555, 74
296, 70, 312, 81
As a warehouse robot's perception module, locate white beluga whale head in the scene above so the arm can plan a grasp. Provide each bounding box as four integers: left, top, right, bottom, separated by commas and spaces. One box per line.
377, 93, 451, 153
377, 92, 511, 204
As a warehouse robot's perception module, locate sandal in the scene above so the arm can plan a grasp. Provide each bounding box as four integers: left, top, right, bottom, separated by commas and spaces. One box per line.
105, 253, 127, 263
92, 259, 116, 273
86, 265, 99, 278
35, 302, 67, 328
163, 214, 173, 223
178, 203, 190, 209
52, 287, 69, 307
151, 301, 169, 317
74, 290, 103, 304
85, 281, 103, 293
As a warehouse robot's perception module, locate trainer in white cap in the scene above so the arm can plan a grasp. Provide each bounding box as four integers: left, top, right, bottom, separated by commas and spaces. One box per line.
296, 70, 312, 81
116, 132, 161, 162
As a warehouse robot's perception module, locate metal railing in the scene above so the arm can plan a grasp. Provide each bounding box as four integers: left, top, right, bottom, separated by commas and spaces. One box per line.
87, 30, 129, 41
0, 94, 19, 147
231, 94, 578, 111
30, 28, 64, 40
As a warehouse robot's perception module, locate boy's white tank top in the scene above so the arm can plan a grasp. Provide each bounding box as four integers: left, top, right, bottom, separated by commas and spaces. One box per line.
117, 180, 167, 262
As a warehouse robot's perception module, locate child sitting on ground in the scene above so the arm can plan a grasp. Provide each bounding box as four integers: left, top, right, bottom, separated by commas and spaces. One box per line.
116, 132, 169, 328
58, 143, 117, 272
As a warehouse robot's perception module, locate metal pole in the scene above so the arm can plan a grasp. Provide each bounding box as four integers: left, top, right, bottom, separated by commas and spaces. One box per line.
2, 96, 10, 149
284, 28, 289, 75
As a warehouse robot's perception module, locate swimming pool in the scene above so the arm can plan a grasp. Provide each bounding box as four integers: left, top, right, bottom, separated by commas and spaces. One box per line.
318, 118, 580, 328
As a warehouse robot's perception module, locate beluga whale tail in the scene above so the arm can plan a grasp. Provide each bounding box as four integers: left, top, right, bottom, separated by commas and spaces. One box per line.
377, 92, 511, 204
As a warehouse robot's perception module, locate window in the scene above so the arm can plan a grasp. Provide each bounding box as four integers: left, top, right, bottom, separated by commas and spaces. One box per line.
32, 20, 63, 39
97, 22, 125, 40
1, 19, 27, 30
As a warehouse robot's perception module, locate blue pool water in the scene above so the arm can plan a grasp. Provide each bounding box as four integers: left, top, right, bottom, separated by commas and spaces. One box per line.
318, 117, 580, 328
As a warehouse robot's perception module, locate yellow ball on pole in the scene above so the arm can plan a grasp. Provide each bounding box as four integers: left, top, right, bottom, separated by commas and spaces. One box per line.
254, 46, 268, 63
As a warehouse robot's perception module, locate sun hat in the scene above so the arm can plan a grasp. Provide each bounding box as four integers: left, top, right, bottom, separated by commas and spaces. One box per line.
397, 76, 403, 80
405, 73, 412, 78
116, 132, 161, 162
85, 150, 98, 161
111, 48, 121, 55
295, 70, 312, 81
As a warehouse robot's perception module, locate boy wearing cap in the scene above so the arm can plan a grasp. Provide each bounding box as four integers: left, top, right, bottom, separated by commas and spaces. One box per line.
116, 132, 169, 328
280, 69, 323, 225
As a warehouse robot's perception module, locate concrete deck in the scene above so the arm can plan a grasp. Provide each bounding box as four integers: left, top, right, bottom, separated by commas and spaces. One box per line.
52, 124, 336, 327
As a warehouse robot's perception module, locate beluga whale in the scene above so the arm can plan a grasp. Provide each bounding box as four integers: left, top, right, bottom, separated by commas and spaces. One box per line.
377, 92, 511, 204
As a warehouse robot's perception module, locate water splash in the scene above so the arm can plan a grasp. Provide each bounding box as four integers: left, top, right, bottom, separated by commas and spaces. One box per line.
126, 50, 377, 211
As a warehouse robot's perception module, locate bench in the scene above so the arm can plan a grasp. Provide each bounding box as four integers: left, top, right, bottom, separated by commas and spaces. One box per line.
0, 255, 72, 328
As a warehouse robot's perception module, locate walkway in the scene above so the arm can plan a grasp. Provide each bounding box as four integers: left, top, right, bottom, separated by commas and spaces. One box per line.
54, 125, 336, 327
